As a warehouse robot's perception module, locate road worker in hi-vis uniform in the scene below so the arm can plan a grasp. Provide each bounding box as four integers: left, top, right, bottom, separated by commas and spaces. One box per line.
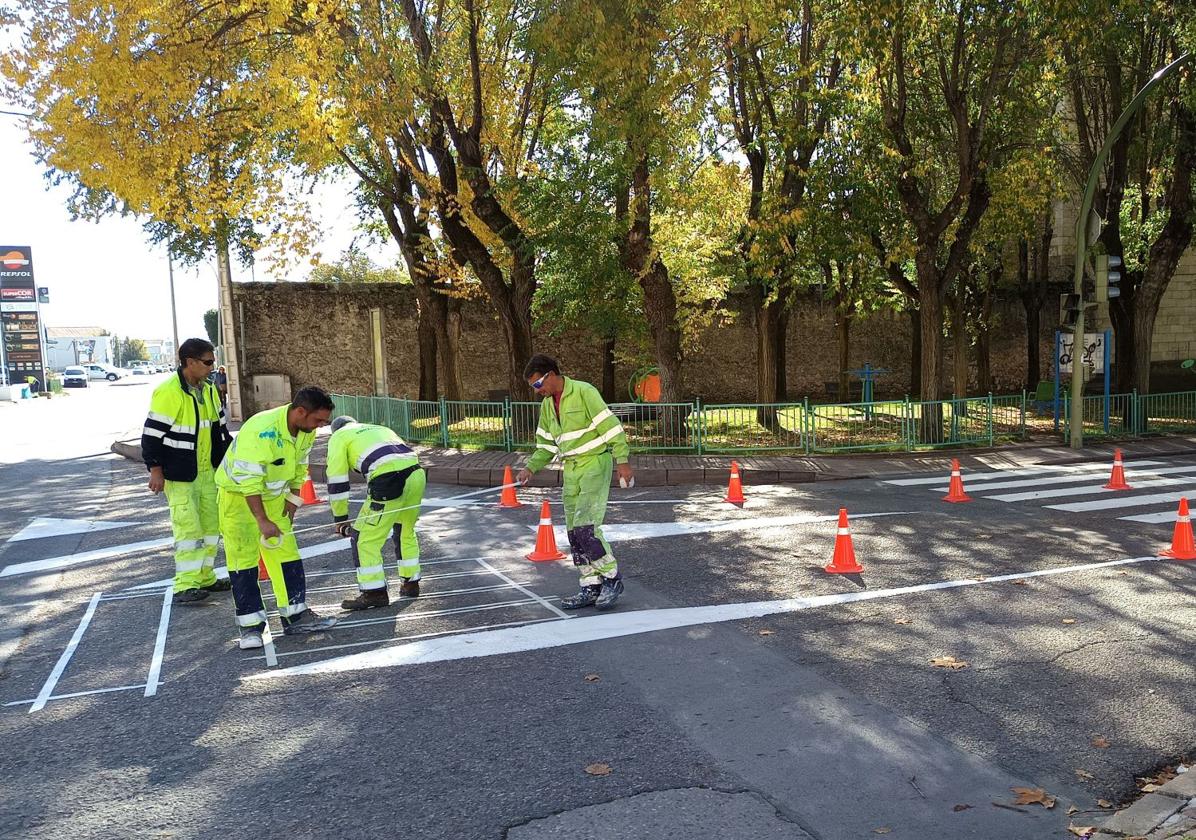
325, 417, 426, 610
517, 354, 634, 611
142, 338, 232, 605
215, 386, 338, 650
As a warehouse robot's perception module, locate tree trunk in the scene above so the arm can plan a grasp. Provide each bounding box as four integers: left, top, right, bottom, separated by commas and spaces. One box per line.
623, 156, 685, 404
775, 307, 789, 401
753, 291, 784, 428
977, 283, 993, 394
908, 306, 922, 397
1130, 99, 1196, 394
416, 297, 438, 400
918, 279, 945, 442
837, 313, 852, 400
601, 337, 617, 403
951, 291, 969, 400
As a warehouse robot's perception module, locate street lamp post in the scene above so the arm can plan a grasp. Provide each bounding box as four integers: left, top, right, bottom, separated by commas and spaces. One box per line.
1069, 52, 1192, 448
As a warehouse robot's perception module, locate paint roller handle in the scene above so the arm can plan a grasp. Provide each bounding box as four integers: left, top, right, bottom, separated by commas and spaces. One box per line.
516, 467, 533, 486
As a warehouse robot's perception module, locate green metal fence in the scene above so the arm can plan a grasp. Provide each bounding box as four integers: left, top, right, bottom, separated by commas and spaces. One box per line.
328, 389, 1196, 455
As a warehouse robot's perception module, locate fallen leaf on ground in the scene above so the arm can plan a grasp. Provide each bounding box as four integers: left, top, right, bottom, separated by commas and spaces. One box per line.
872, 829, 891, 835
1091, 736, 1109, 748
1097, 799, 1113, 809
931, 656, 968, 670
584, 763, 611, 776
1062, 618, 1077, 624
1067, 805, 1079, 815
1010, 579, 1030, 586
894, 617, 913, 625
583, 674, 600, 683
1011, 787, 1056, 808
758, 629, 775, 636
1067, 826, 1095, 838
1075, 769, 1095, 781
1141, 783, 1159, 792
952, 804, 972, 812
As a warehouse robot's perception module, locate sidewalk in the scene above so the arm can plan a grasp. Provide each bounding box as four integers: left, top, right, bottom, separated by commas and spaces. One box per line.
111, 430, 1196, 487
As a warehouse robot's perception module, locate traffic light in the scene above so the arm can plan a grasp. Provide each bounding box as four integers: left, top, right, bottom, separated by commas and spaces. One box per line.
1096, 254, 1123, 302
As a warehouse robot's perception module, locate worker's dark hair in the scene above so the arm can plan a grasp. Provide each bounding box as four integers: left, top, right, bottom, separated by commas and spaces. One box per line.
178, 338, 215, 365
523, 354, 560, 379
292, 386, 335, 413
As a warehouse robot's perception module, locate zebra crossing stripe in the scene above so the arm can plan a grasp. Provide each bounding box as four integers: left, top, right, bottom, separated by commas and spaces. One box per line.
1118, 509, 1183, 524
1047, 488, 1196, 513
883, 460, 1166, 487
935, 461, 1192, 494
984, 474, 1196, 503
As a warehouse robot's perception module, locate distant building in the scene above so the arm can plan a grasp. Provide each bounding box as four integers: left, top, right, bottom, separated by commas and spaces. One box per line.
45, 328, 113, 370
143, 339, 176, 366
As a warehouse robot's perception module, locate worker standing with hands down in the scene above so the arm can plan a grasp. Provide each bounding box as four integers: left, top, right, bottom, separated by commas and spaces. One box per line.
517, 355, 633, 611
325, 416, 426, 611
142, 338, 232, 604
215, 386, 339, 649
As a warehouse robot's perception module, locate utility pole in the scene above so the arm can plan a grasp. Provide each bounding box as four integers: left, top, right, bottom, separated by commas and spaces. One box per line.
167, 252, 179, 353
1069, 52, 1192, 448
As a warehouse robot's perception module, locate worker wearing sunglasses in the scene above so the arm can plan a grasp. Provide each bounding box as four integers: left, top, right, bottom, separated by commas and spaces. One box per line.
517, 354, 634, 610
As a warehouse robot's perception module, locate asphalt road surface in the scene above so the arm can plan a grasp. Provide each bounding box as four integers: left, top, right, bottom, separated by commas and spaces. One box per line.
0, 379, 1192, 839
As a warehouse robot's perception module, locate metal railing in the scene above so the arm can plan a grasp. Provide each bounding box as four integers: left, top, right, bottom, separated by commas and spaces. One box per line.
328, 389, 1196, 455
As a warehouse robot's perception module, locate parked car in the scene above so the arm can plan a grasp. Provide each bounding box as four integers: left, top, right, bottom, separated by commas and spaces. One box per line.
83, 363, 122, 381
62, 366, 89, 388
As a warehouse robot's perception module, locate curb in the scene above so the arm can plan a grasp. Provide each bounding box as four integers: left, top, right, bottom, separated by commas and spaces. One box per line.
1091, 768, 1194, 838
108, 435, 1196, 488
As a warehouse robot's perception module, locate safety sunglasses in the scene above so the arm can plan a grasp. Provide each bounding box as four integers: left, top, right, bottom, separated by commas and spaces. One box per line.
531, 372, 551, 390
198, 357, 216, 367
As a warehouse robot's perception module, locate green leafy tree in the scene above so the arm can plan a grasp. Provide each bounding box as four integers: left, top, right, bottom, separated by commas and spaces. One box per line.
202, 309, 220, 346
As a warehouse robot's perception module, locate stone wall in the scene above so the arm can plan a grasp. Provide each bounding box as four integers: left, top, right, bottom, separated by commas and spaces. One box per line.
231, 281, 1066, 411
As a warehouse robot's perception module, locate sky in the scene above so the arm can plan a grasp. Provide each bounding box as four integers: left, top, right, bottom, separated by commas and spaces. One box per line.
0, 115, 399, 344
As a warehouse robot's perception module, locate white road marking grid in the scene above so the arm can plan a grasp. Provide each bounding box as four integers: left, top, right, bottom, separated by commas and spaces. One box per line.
884, 458, 1196, 523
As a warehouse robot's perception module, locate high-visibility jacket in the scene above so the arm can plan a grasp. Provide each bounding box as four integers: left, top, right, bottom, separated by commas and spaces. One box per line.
326, 423, 419, 522
142, 370, 230, 481
215, 404, 314, 503
526, 377, 629, 473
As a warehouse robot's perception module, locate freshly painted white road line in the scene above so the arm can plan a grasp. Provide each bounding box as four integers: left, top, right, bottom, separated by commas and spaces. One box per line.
6, 517, 145, 543
247, 556, 1155, 681
29, 592, 103, 712
541, 511, 915, 547
0, 538, 172, 578
144, 586, 173, 697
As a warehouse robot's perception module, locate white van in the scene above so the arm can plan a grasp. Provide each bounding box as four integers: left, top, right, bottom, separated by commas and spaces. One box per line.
83, 363, 122, 381
62, 366, 89, 388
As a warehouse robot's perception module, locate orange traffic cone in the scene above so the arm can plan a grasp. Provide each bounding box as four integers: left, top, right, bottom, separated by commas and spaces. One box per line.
824, 508, 863, 574
942, 459, 972, 503
724, 461, 746, 506
498, 465, 524, 509
300, 478, 324, 505
258, 554, 270, 581
1103, 448, 1132, 491
526, 500, 566, 562
1160, 497, 1196, 561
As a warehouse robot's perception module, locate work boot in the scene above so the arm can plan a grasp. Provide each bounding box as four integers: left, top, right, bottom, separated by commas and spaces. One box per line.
560, 584, 601, 610
202, 578, 231, 593
399, 578, 420, 598
238, 628, 264, 650
340, 589, 390, 611
595, 577, 625, 611
282, 609, 338, 635
172, 588, 210, 605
